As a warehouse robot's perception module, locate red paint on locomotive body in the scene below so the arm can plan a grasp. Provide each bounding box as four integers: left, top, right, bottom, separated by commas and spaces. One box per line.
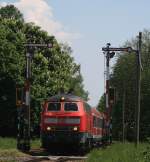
40, 94, 106, 149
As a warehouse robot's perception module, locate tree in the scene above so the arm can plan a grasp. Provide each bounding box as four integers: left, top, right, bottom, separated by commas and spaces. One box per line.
0, 5, 24, 22
97, 94, 105, 112
110, 29, 150, 141
0, 5, 88, 136
0, 11, 25, 136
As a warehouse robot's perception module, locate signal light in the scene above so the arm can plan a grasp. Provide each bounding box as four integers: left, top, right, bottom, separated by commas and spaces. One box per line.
109, 87, 116, 104
16, 87, 24, 106
110, 52, 115, 58
60, 97, 65, 101
73, 126, 78, 131
47, 126, 51, 131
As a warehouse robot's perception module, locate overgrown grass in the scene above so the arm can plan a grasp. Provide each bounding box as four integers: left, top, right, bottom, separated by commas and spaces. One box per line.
0, 138, 149, 162
87, 142, 148, 162
0, 137, 41, 159
0, 137, 41, 149
0, 137, 17, 149
0, 137, 41, 162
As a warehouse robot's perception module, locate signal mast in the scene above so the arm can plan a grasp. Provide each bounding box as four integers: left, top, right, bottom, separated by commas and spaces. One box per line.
102, 44, 133, 143
16, 43, 52, 151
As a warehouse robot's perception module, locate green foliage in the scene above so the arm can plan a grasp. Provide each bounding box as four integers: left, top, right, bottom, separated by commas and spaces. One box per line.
0, 5, 24, 22
0, 5, 88, 136
97, 94, 105, 112
0, 12, 25, 135
111, 53, 137, 141
87, 143, 147, 162
112, 101, 124, 140
143, 138, 150, 162
102, 29, 150, 141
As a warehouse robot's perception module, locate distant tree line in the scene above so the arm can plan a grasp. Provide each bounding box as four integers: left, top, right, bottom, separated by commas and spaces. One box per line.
98, 30, 150, 141
0, 5, 88, 136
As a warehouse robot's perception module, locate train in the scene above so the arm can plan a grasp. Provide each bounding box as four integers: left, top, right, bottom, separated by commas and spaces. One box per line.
40, 93, 108, 150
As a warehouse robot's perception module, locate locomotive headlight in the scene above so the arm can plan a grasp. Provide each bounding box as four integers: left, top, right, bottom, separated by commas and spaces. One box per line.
73, 126, 78, 131
61, 97, 65, 101
47, 126, 51, 131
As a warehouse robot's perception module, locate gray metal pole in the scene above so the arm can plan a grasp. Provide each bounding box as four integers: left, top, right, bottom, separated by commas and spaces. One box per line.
122, 87, 126, 143
105, 43, 111, 143
106, 43, 110, 111
24, 52, 31, 151
136, 32, 142, 146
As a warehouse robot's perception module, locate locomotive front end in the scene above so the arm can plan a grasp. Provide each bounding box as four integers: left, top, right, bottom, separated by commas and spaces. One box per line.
40, 94, 85, 149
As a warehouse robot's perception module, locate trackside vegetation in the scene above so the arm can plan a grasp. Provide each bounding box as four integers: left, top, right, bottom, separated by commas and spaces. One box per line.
0, 138, 150, 162
0, 137, 40, 149
98, 30, 150, 141
87, 143, 150, 162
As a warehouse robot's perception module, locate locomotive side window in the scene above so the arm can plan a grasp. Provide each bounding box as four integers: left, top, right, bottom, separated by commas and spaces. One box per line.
64, 103, 78, 111
93, 116, 103, 128
97, 118, 103, 128
48, 102, 61, 111
84, 103, 91, 113
93, 116, 97, 127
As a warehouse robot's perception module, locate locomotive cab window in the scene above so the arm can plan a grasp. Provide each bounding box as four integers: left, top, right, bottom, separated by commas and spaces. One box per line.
64, 102, 78, 111
47, 102, 61, 111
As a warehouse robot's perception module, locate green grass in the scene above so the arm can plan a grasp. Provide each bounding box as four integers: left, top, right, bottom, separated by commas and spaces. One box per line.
87, 142, 148, 162
0, 137, 41, 149
0, 137, 41, 160
31, 138, 41, 148
0, 137, 17, 149
0, 137, 41, 162
0, 138, 149, 162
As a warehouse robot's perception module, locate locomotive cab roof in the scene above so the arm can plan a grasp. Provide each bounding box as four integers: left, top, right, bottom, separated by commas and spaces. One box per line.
47, 94, 84, 102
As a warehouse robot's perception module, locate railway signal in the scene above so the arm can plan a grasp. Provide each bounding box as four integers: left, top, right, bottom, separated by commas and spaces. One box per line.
102, 43, 134, 144
102, 32, 142, 146
102, 47, 133, 52
16, 43, 52, 151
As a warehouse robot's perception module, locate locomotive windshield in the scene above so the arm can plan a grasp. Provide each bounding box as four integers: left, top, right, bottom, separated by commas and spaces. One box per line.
64, 103, 78, 111
48, 102, 61, 111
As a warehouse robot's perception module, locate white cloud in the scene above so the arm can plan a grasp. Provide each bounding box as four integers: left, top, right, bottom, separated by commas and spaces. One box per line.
0, 2, 7, 7
0, 0, 81, 43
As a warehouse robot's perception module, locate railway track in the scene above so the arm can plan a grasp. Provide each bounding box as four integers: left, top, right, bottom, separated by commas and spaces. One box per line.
2, 148, 88, 162
0, 155, 87, 162
0, 148, 87, 162
22, 155, 87, 162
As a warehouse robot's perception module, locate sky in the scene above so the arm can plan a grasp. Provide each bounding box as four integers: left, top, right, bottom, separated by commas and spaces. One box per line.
1, 0, 150, 106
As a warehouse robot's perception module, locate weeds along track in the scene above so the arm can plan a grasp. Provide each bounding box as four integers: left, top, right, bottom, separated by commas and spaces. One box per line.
0, 147, 87, 162
0, 148, 87, 162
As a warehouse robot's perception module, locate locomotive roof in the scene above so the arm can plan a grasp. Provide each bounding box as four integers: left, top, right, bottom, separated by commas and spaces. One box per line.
91, 108, 103, 117
47, 94, 84, 102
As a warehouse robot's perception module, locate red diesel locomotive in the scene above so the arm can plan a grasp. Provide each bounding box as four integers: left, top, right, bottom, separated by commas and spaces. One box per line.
40, 94, 107, 150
